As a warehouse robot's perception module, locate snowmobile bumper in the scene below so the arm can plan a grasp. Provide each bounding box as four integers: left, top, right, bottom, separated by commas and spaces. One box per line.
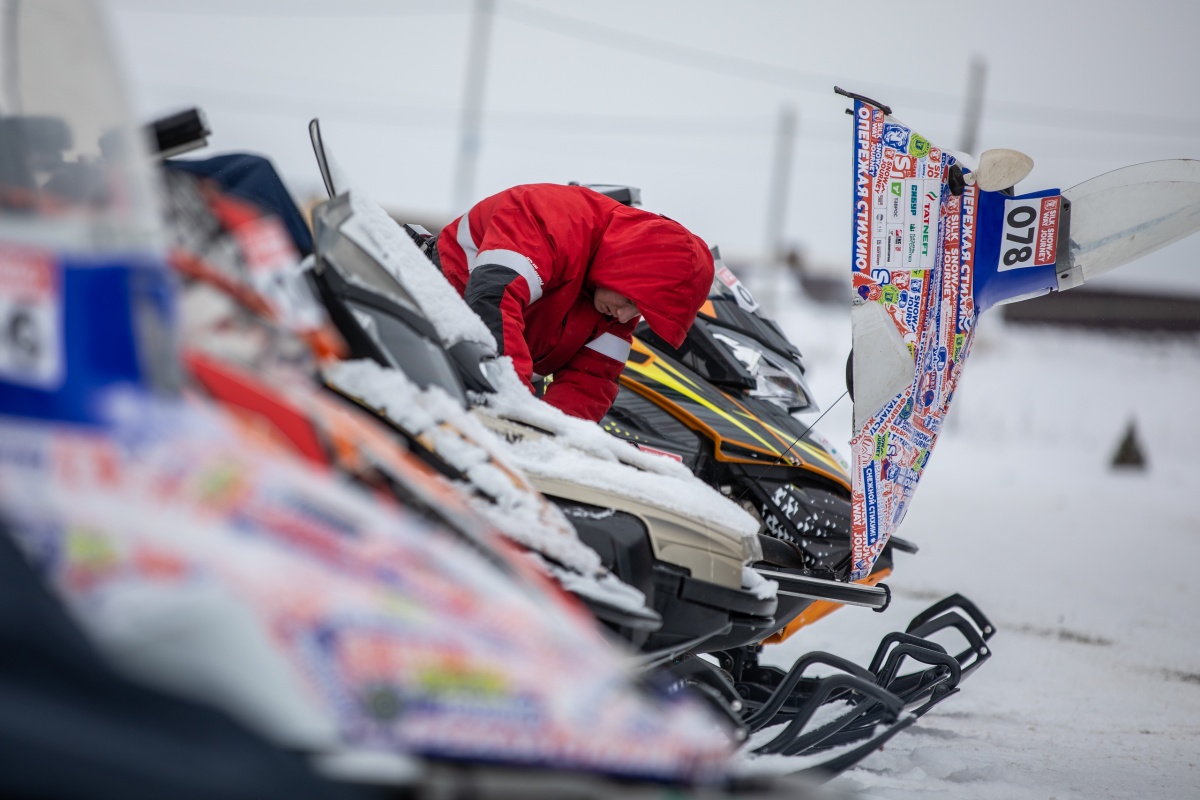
753, 567, 891, 609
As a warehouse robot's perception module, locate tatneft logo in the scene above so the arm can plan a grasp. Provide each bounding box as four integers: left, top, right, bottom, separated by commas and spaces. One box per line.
890, 181, 903, 197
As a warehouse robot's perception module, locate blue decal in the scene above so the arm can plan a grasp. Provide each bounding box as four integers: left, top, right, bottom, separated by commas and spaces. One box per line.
973, 188, 1062, 313
0, 252, 174, 426
881, 123, 910, 152
862, 465, 880, 546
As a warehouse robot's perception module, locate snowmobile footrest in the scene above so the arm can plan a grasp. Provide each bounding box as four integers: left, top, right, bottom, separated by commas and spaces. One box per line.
906, 593, 994, 641
798, 712, 917, 781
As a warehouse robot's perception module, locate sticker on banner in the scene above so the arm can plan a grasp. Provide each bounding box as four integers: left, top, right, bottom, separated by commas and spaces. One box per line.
0, 246, 62, 388
716, 265, 760, 312
997, 196, 1060, 272
636, 444, 683, 463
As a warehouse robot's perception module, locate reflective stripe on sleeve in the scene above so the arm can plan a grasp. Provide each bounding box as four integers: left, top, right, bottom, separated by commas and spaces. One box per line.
473, 248, 544, 304
584, 332, 631, 363
456, 211, 479, 264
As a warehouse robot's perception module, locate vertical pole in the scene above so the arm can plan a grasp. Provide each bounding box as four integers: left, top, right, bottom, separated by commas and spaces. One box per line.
763, 104, 797, 317
764, 104, 797, 261
452, 0, 495, 213
958, 55, 987, 155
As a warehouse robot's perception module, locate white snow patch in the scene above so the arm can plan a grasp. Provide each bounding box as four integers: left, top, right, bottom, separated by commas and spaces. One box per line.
743, 565, 778, 601
322, 359, 601, 577
339, 191, 495, 350
472, 358, 761, 542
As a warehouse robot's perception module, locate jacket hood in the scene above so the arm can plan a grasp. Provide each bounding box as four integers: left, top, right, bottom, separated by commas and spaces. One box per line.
588, 206, 714, 349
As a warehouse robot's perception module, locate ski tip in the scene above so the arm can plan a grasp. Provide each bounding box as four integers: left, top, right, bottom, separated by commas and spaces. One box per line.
974, 148, 1034, 192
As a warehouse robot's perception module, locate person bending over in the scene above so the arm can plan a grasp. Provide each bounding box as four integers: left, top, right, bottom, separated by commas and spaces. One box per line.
436, 183, 714, 422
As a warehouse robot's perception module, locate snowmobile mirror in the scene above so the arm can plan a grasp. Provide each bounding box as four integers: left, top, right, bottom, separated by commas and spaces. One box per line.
145, 107, 210, 159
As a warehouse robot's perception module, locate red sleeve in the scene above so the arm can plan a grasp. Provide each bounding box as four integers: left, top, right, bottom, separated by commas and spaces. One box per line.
542, 319, 634, 422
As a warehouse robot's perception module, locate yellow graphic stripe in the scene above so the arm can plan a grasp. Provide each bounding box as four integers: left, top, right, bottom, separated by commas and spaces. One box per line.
625, 341, 849, 488
626, 357, 783, 455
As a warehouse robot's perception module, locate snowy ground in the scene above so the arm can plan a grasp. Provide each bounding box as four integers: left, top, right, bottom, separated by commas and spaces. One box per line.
743, 267, 1200, 799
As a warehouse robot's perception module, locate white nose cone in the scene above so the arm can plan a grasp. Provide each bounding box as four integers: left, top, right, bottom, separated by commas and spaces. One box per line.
974, 148, 1035, 192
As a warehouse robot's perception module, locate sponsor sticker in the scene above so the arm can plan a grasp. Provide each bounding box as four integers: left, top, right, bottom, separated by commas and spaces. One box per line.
235, 216, 295, 276
861, 465, 880, 546
716, 265, 760, 312
0, 245, 62, 388
997, 194, 1061, 271
636, 444, 683, 463
882, 123, 910, 152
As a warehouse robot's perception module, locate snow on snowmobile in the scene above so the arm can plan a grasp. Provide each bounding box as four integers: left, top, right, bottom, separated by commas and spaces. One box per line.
160, 158, 661, 638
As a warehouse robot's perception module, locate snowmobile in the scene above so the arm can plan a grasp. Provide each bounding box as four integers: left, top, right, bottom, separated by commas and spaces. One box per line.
835, 85, 1200, 597
157, 119, 927, 788
0, 5, 832, 797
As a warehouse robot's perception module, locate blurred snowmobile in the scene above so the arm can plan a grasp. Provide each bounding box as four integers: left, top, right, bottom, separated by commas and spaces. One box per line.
0, 3, 838, 798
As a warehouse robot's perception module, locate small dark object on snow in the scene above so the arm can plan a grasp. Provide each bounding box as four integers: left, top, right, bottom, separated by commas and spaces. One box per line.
1111, 420, 1147, 470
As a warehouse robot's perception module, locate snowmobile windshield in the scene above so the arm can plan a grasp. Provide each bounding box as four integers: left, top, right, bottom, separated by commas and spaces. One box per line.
0, 0, 160, 253
345, 298, 467, 404
709, 325, 816, 413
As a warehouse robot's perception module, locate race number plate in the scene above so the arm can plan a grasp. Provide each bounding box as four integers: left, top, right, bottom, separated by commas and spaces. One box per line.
997, 195, 1061, 271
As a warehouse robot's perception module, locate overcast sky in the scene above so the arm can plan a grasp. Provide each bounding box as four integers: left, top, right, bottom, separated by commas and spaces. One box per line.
105, 0, 1200, 292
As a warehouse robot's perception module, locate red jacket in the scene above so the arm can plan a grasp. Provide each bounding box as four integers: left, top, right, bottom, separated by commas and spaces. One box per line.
439, 184, 714, 421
